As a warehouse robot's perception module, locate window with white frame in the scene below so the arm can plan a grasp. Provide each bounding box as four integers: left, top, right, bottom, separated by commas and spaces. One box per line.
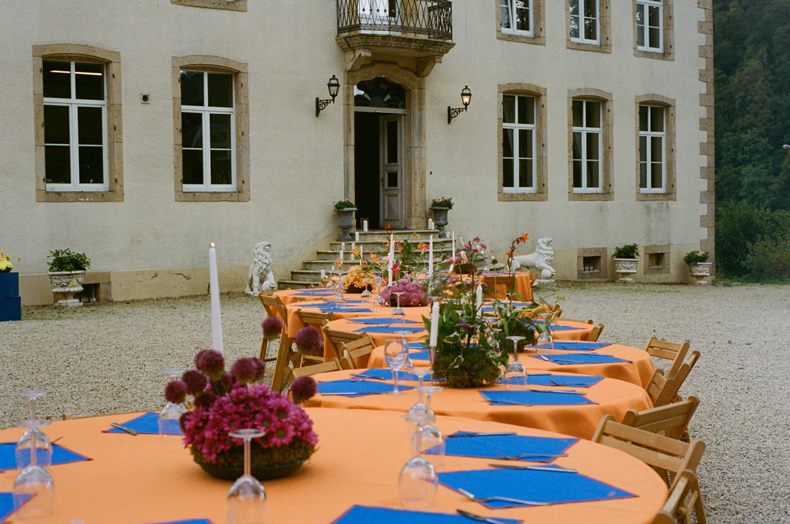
501, 0, 532, 35
636, 0, 662, 52
43, 60, 108, 191
569, 0, 599, 44
639, 105, 665, 192
180, 70, 236, 191
502, 94, 536, 192
572, 100, 602, 192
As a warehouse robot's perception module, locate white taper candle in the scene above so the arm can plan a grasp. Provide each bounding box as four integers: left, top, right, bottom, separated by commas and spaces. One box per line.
208, 242, 224, 354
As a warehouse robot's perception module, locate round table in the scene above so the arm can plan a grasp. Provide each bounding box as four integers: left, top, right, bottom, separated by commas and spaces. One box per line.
0, 410, 666, 524
272, 288, 341, 306
305, 369, 652, 440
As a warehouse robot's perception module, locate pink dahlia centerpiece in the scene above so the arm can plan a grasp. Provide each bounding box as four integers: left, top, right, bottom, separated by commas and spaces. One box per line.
380, 277, 429, 307
167, 349, 318, 480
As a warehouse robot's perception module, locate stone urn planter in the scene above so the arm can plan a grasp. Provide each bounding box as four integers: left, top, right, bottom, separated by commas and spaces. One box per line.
430, 206, 450, 238
335, 208, 356, 242
613, 258, 638, 283
49, 271, 86, 307
688, 262, 713, 285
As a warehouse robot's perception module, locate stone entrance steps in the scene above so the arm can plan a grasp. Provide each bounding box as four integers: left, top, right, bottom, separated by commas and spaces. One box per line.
278, 229, 454, 289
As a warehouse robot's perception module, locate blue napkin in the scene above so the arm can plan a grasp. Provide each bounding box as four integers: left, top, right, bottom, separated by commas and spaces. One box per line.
409, 351, 431, 360
480, 390, 594, 406
438, 468, 635, 508
349, 318, 421, 325
538, 342, 611, 351
318, 379, 413, 397
0, 442, 91, 471
105, 412, 182, 435
330, 505, 520, 524
0, 492, 29, 521
354, 326, 425, 333
147, 520, 215, 524
408, 342, 428, 349
319, 307, 375, 313
435, 433, 577, 463
529, 354, 630, 365
356, 368, 433, 382
496, 374, 604, 388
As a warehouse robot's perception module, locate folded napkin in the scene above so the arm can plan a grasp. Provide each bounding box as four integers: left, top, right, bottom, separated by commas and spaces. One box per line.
354, 326, 424, 334
146, 520, 215, 524
0, 442, 91, 471
438, 468, 635, 509
331, 505, 519, 524
318, 379, 413, 397
0, 492, 26, 521
105, 412, 182, 435
356, 368, 433, 382
319, 307, 375, 313
435, 432, 577, 463
530, 324, 580, 331
497, 373, 604, 388
349, 318, 421, 325
529, 354, 630, 365
409, 350, 431, 360
480, 390, 594, 406
537, 341, 612, 351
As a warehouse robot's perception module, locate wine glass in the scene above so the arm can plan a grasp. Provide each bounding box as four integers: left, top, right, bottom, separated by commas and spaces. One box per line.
360, 281, 372, 300
391, 291, 406, 317
537, 313, 554, 352
504, 336, 527, 387
416, 423, 445, 468
385, 338, 409, 395
13, 419, 55, 518
159, 368, 186, 436
375, 279, 387, 306
227, 428, 267, 524
15, 390, 52, 468
399, 424, 438, 508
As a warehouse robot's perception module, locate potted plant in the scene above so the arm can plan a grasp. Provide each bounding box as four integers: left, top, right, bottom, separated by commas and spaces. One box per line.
47, 249, 91, 307
0, 250, 22, 321
333, 199, 357, 242
684, 250, 712, 285
430, 197, 453, 238
612, 243, 639, 283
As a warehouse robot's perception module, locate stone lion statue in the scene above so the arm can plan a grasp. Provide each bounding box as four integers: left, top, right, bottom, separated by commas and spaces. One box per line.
510, 237, 556, 280
245, 241, 277, 295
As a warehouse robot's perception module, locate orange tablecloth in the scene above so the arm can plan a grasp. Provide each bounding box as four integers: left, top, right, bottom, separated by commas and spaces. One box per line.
322, 315, 428, 361
272, 288, 345, 306
480, 271, 533, 301
306, 369, 652, 440
368, 342, 654, 387
285, 299, 429, 338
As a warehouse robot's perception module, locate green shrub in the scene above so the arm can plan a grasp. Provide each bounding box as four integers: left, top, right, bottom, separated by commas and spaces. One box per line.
683, 250, 709, 265
612, 243, 639, 259
715, 202, 790, 277
48, 249, 91, 272
745, 233, 790, 280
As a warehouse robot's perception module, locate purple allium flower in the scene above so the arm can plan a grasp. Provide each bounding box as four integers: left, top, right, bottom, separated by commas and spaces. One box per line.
262, 316, 284, 340
182, 369, 208, 396
194, 390, 217, 408
295, 327, 323, 355
231, 358, 258, 384
220, 371, 235, 389
290, 376, 317, 404
252, 358, 266, 382
165, 380, 187, 404
195, 349, 225, 378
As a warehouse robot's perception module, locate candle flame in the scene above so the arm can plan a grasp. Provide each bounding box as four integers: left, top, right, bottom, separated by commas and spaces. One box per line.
210, 242, 215, 248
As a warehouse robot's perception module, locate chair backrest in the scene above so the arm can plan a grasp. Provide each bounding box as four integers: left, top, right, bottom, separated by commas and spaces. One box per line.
645, 370, 681, 407
651, 469, 706, 524
644, 337, 690, 379
259, 294, 288, 326
269, 334, 300, 392
587, 323, 605, 342
592, 415, 706, 489
291, 358, 342, 379
622, 396, 700, 442
297, 310, 335, 328
323, 326, 368, 361
338, 335, 376, 368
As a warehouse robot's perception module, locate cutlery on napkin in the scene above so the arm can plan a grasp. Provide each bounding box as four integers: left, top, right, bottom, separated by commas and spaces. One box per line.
456, 509, 512, 524
488, 463, 577, 473
110, 422, 138, 436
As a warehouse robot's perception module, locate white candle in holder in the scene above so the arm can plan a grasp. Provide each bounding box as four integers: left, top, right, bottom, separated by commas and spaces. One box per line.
355, 231, 360, 242
363, 220, 368, 232
208, 242, 224, 354
429, 301, 440, 348
428, 218, 434, 230
428, 234, 434, 277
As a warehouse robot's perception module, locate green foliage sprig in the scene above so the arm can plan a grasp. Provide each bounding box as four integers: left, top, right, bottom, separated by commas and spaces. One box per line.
333, 199, 356, 211
48, 249, 91, 272
430, 197, 453, 209
613, 243, 639, 259
683, 250, 709, 265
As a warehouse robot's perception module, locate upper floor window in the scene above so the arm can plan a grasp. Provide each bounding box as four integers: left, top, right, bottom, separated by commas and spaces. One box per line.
636, 0, 662, 52
639, 105, 665, 193
43, 60, 108, 192
502, 94, 536, 193
572, 100, 602, 193
501, 0, 532, 35
570, 0, 599, 44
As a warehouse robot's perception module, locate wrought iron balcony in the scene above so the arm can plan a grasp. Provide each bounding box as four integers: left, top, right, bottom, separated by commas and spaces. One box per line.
337, 0, 453, 41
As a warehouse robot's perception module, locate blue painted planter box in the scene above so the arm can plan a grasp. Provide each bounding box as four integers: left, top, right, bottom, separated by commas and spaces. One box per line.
0, 272, 22, 321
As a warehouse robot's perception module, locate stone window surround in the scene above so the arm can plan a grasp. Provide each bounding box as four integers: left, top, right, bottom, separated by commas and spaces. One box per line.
498, 83, 548, 202
173, 56, 250, 202
635, 94, 676, 201
643, 244, 670, 275
567, 88, 613, 201
633, 0, 675, 61
566, 0, 612, 54
577, 247, 608, 280
170, 0, 247, 12
496, 0, 546, 46
33, 44, 123, 203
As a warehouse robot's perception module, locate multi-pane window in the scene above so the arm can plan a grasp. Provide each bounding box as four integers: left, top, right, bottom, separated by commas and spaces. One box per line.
572, 100, 602, 192
43, 60, 108, 191
639, 105, 665, 192
570, 0, 599, 44
637, 0, 662, 52
501, 0, 532, 35
181, 71, 235, 191
503, 95, 536, 193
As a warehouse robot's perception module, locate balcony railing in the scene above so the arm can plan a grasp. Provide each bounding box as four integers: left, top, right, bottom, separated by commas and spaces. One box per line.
337, 0, 452, 41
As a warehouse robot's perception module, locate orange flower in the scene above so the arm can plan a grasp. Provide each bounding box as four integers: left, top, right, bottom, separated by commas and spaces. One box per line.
506, 250, 514, 257
520, 233, 529, 243
384, 224, 392, 231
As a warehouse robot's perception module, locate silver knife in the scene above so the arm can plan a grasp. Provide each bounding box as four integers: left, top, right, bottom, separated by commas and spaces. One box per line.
448, 432, 517, 438
488, 463, 577, 473
457, 509, 512, 524
110, 422, 138, 436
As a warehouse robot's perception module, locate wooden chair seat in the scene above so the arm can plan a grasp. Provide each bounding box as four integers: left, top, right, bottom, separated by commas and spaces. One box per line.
622, 396, 700, 443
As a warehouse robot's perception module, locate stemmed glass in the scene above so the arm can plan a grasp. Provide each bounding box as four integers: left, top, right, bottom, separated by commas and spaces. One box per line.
504, 336, 527, 387
159, 368, 186, 436
385, 338, 409, 395
13, 419, 55, 518
375, 279, 387, 306
15, 390, 52, 468
392, 291, 406, 317
227, 428, 267, 524
399, 410, 439, 508
537, 313, 554, 352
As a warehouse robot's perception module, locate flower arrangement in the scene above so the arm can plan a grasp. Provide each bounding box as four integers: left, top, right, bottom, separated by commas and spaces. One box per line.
380, 277, 429, 307
0, 251, 20, 273
47, 249, 91, 272
505, 233, 530, 270
683, 250, 709, 265
430, 197, 454, 209
333, 199, 356, 211
343, 265, 377, 292
171, 350, 318, 477
613, 243, 640, 259
449, 237, 487, 274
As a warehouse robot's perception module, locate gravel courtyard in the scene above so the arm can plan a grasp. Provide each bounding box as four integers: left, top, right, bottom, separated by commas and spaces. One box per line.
1, 282, 788, 523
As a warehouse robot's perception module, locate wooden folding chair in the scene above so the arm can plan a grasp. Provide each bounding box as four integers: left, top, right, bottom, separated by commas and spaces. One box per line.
291, 358, 342, 379
323, 326, 368, 362
586, 323, 605, 342
645, 370, 681, 408
623, 396, 700, 443
259, 293, 288, 323
561, 318, 594, 325
296, 310, 335, 365
652, 470, 706, 524
644, 337, 690, 379
338, 335, 376, 369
